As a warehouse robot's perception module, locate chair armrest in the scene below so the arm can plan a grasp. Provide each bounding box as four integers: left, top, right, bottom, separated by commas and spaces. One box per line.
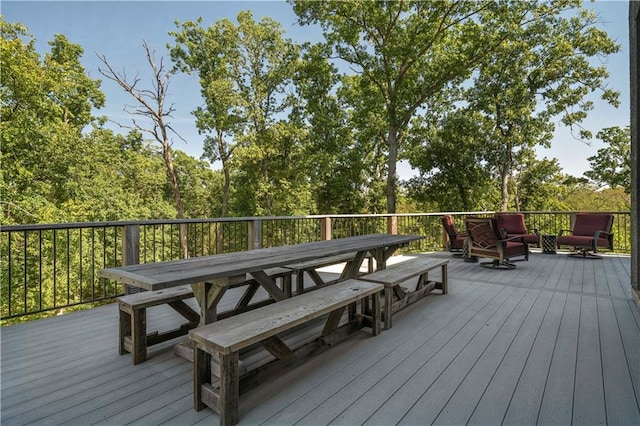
593, 230, 612, 238
557, 229, 573, 237
594, 230, 614, 247
501, 235, 527, 244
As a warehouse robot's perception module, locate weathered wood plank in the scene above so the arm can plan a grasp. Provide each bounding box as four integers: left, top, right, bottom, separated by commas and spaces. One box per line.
502, 291, 567, 425
334, 286, 521, 425
400, 287, 532, 425
243, 279, 493, 425
466, 290, 554, 425
537, 292, 581, 425
597, 296, 640, 424
190, 280, 383, 355
612, 298, 640, 411
573, 295, 606, 424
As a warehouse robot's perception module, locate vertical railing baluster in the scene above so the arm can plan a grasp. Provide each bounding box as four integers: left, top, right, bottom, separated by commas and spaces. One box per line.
91, 228, 96, 301
23, 230, 28, 315
39, 230, 42, 311
7, 232, 12, 317
66, 228, 70, 306
79, 228, 83, 303
53, 229, 57, 308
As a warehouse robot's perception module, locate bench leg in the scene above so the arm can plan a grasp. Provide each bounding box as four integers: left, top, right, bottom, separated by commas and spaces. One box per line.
441, 264, 448, 294
118, 307, 131, 356
371, 293, 381, 336
131, 308, 147, 365
295, 272, 305, 295
281, 273, 292, 298
384, 287, 393, 330
194, 346, 211, 412
219, 351, 240, 426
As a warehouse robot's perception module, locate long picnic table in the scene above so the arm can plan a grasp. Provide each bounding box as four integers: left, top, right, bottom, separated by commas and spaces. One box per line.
100, 233, 424, 326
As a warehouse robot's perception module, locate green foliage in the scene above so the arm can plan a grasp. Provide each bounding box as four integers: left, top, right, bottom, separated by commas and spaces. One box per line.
291, 0, 575, 213
170, 11, 309, 216
404, 0, 620, 212
584, 126, 631, 193
405, 111, 498, 212
1, 19, 105, 224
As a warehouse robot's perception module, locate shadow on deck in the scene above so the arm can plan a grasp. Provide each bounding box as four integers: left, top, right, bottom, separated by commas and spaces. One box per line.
1, 252, 639, 425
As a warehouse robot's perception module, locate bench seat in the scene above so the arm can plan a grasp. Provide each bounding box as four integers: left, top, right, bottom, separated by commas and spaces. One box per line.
118, 285, 199, 365
284, 252, 373, 294
189, 279, 384, 426
360, 257, 448, 329
119, 268, 295, 365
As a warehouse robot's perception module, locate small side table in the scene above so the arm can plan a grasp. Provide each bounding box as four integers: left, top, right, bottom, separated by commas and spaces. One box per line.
463, 239, 478, 262
541, 234, 557, 254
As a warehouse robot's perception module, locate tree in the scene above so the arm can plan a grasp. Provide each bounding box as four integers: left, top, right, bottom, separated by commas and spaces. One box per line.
290, 43, 373, 214
510, 156, 566, 211
291, 0, 554, 213
455, 2, 619, 210
1, 19, 105, 224
97, 42, 189, 257
585, 126, 631, 193
170, 11, 306, 216
405, 111, 497, 212
64, 129, 176, 221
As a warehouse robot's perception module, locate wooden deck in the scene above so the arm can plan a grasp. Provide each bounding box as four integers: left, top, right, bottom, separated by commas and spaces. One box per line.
1, 251, 639, 425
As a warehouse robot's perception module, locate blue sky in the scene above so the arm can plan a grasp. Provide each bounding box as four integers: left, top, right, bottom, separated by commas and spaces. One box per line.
2, 0, 631, 179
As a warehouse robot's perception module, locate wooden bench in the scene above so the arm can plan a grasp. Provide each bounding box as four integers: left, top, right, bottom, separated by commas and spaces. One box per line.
360, 257, 448, 330
189, 279, 384, 426
119, 268, 294, 365
284, 252, 374, 294
118, 285, 199, 365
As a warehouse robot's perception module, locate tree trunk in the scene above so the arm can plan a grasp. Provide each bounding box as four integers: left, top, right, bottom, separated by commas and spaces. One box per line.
161, 132, 188, 258
386, 126, 399, 214
500, 163, 510, 211
217, 130, 230, 218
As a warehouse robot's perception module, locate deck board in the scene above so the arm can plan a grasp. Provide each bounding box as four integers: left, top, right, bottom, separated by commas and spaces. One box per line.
1, 252, 638, 426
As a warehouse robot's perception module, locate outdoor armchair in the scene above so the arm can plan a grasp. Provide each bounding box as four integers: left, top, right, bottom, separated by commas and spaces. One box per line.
440, 214, 466, 256
465, 217, 529, 269
494, 213, 540, 246
557, 213, 614, 258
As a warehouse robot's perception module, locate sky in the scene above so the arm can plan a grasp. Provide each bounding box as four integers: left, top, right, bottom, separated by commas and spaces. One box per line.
2, 0, 632, 180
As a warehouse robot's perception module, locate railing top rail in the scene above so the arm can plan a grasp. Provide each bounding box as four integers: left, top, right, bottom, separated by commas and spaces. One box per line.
1, 211, 630, 232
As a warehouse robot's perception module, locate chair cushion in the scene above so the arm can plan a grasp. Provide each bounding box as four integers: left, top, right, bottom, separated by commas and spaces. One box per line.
450, 236, 465, 249
441, 215, 459, 235
572, 214, 613, 236
557, 235, 610, 248
508, 233, 539, 245
503, 241, 528, 258
495, 213, 528, 234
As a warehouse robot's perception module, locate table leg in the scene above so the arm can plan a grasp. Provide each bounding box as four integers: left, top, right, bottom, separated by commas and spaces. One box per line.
250, 270, 287, 301
191, 279, 226, 326
370, 243, 404, 271
340, 250, 368, 279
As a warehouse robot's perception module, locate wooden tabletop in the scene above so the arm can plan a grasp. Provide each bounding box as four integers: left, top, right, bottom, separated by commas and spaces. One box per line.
99, 234, 423, 291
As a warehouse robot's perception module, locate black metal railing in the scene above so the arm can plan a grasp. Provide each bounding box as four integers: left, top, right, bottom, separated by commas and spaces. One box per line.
0, 211, 631, 322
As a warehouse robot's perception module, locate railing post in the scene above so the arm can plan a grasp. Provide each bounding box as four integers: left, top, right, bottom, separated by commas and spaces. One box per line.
247, 219, 262, 250
386, 215, 399, 257
320, 217, 332, 240
122, 224, 140, 294
387, 215, 398, 235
